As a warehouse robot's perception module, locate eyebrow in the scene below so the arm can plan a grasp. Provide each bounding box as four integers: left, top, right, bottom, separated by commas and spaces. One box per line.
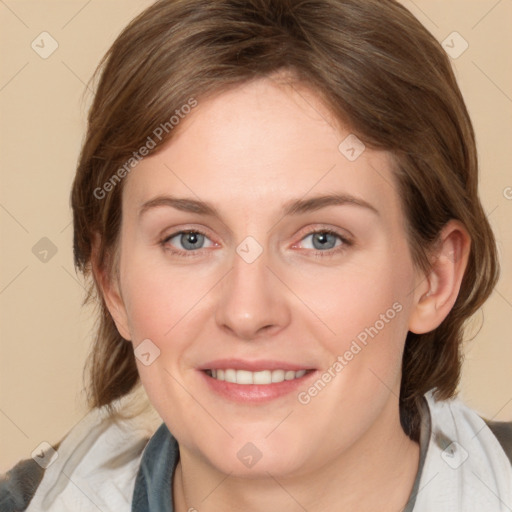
138, 193, 379, 219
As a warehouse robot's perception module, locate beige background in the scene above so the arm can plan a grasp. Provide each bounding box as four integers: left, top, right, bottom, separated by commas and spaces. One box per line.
0, 0, 511, 473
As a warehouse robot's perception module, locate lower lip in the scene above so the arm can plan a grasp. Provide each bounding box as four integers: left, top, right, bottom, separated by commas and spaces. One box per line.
199, 370, 317, 403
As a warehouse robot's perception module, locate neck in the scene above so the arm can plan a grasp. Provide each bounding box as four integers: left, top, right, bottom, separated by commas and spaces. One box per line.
173, 402, 421, 512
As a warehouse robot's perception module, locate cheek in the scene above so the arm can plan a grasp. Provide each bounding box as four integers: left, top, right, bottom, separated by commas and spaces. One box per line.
293, 272, 410, 438
119, 250, 212, 341
295, 254, 411, 340
118, 255, 209, 417
292, 248, 414, 387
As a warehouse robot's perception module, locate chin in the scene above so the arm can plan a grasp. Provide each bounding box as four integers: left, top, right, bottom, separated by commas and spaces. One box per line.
201, 434, 309, 478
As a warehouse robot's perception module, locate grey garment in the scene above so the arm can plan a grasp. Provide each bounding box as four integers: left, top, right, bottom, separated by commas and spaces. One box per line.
0, 459, 45, 512
0, 440, 61, 512
130, 398, 432, 512
131, 420, 180, 512
485, 419, 512, 465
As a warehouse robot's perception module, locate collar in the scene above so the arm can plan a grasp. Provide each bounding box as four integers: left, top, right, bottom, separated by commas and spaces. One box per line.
131, 400, 431, 512
131, 422, 179, 512
410, 392, 512, 511
131, 393, 512, 511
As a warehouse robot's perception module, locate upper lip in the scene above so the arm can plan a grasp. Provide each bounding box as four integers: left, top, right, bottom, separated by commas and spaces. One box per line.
199, 359, 315, 372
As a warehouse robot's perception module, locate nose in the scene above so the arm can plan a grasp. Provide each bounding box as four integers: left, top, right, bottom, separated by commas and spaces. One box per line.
214, 246, 291, 341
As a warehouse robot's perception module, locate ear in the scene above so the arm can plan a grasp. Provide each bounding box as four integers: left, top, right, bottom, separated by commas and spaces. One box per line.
91, 233, 132, 341
408, 220, 471, 334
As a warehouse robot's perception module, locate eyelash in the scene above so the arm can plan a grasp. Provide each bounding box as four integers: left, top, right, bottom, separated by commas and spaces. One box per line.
160, 228, 352, 259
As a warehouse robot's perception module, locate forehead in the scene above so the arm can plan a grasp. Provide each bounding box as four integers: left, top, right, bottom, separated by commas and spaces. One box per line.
123, 78, 401, 224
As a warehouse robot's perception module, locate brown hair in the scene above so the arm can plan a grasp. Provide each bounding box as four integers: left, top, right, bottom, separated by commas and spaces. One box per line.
71, 0, 499, 438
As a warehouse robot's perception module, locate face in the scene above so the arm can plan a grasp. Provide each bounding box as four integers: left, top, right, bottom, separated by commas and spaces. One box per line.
109, 77, 424, 478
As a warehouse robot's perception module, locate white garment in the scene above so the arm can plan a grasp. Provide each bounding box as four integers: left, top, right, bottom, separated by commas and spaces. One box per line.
25, 404, 156, 512
413, 393, 512, 511
26, 393, 512, 511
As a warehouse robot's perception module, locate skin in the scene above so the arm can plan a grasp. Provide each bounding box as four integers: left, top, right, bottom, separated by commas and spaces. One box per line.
98, 76, 470, 512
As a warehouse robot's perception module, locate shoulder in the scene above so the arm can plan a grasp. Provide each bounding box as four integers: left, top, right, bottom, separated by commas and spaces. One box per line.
0, 450, 53, 512
0, 401, 160, 512
415, 393, 512, 511
426, 393, 512, 462
483, 418, 512, 464
425, 393, 512, 462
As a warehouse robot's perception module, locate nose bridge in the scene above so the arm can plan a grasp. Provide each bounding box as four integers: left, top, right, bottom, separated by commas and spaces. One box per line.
214, 239, 290, 340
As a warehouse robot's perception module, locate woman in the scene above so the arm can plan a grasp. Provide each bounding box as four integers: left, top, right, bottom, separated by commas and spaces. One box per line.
1, 0, 511, 510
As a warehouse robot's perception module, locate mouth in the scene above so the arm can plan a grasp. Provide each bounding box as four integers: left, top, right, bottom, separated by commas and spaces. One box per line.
204, 368, 310, 384
199, 360, 317, 403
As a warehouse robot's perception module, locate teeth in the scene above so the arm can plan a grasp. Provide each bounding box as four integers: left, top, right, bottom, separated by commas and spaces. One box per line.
236, 370, 253, 384
271, 369, 285, 383
208, 368, 308, 384
225, 369, 236, 383
253, 370, 271, 384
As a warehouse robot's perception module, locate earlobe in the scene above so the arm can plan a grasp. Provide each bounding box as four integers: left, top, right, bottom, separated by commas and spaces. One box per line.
91, 236, 132, 341
101, 273, 132, 341
408, 220, 471, 334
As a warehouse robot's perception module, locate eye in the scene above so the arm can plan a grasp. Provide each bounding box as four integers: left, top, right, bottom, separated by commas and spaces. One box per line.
301, 231, 341, 250
293, 229, 352, 257
160, 227, 351, 258
161, 229, 215, 255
